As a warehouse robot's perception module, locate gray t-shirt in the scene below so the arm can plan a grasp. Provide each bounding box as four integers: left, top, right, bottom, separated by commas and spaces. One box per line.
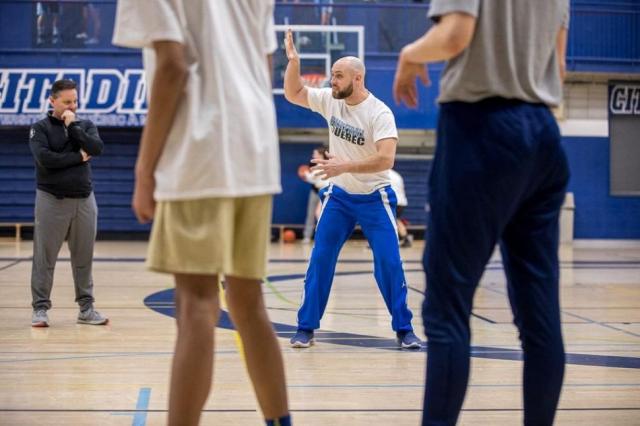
429, 0, 569, 106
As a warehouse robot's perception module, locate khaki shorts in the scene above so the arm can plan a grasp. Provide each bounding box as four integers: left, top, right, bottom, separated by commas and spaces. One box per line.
147, 195, 272, 279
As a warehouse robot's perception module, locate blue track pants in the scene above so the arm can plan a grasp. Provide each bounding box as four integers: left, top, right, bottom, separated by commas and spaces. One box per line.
296, 183, 414, 333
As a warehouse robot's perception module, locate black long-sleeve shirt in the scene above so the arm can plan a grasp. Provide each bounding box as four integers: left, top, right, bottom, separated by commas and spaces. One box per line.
29, 112, 104, 198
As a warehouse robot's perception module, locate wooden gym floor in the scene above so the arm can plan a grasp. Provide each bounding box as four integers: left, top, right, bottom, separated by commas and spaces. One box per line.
0, 239, 639, 425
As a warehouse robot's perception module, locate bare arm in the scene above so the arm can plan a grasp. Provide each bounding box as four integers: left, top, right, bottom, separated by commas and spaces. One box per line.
132, 40, 188, 223
393, 12, 476, 108
401, 12, 476, 64
283, 29, 310, 108
311, 138, 397, 178
556, 27, 567, 82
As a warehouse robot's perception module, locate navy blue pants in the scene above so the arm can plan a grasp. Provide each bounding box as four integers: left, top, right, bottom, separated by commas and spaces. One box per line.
422, 99, 569, 425
297, 183, 414, 333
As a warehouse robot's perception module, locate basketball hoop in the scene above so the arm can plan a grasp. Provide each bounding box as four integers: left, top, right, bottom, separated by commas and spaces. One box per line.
301, 73, 329, 89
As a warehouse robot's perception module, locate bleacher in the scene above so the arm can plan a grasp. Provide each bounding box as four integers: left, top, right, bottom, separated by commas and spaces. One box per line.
0, 124, 431, 238
0, 127, 150, 238
392, 158, 431, 230
0, 127, 35, 239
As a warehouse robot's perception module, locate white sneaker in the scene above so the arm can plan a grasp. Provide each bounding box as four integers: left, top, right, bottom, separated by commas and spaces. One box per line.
31, 309, 49, 327
77, 308, 108, 325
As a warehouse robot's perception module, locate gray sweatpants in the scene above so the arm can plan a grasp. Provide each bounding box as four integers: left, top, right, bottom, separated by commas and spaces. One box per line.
31, 189, 98, 311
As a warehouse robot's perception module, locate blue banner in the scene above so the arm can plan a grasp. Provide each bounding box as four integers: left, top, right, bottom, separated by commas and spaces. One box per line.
0, 68, 147, 126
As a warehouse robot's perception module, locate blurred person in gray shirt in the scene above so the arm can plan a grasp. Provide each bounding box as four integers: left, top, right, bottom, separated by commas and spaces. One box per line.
394, 1, 569, 424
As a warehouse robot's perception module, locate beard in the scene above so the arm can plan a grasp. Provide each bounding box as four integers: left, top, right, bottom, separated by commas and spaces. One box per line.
332, 82, 354, 99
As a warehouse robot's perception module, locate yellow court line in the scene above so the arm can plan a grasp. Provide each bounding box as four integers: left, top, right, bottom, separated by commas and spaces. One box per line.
218, 278, 245, 362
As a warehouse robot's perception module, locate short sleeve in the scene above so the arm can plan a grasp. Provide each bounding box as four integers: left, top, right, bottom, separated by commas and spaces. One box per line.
307, 88, 333, 119
112, 0, 184, 49
428, 0, 480, 22
372, 110, 398, 143
263, 4, 278, 54
561, 0, 570, 29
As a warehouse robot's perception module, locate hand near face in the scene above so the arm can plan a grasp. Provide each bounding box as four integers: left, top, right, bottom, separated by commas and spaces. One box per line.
61, 110, 76, 127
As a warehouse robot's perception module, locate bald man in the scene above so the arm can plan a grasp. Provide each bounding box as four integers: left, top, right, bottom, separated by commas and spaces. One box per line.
283, 30, 421, 349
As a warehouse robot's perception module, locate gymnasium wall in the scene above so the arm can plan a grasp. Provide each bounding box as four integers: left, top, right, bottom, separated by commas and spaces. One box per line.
1, 1, 638, 129
2, 128, 639, 239
563, 137, 640, 239
0, 1, 639, 239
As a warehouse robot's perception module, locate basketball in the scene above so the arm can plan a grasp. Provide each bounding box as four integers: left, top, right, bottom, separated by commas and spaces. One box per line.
282, 229, 296, 243
297, 164, 310, 180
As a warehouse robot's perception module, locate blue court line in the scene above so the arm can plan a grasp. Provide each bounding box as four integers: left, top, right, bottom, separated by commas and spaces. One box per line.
287, 408, 640, 412
470, 312, 497, 324
3, 256, 640, 267
287, 383, 640, 388
408, 285, 496, 325
288, 257, 640, 266
278, 303, 640, 312
473, 307, 640, 310
264, 258, 640, 269
481, 284, 640, 339
0, 260, 21, 271
2, 407, 639, 413
145, 287, 640, 369
0, 353, 171, 364
0, 257, 148, 263
133, 388, 150, 426
0, 350, 238, 364
563, 311, 640, 338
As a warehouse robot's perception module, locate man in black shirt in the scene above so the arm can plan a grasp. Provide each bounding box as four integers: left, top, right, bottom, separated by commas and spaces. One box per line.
29, 79, 108, 327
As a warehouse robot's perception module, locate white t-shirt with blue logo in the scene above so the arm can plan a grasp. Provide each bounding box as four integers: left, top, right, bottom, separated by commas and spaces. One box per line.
307, 88, 398, 194
112, 0, 281, 200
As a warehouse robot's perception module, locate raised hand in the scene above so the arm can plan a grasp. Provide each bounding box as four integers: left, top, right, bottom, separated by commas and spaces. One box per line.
284, 29, 299, 63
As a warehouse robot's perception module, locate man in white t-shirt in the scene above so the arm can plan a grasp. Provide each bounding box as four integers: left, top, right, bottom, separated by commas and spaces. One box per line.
283, 30, 421, 350
112, 2, 290, 425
